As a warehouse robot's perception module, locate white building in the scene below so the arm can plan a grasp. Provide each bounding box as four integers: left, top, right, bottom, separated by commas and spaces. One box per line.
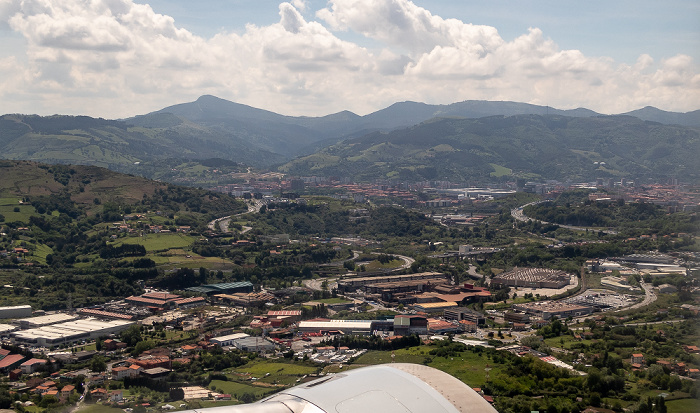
298, 320, 374, 335
11, 318, 134, 347
13, 313, 76, 329
209, 333, 250, 347
0, 305, 32, 319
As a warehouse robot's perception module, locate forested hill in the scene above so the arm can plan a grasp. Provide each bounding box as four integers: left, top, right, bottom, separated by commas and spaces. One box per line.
0, 160, 246, 219
0, 113, 285, 171
280, 114, 700, 183
1, 97, 698, 184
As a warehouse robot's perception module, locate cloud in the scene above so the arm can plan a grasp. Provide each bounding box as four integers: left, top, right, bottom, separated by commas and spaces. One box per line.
0, 0, 696, 118
290, 0, 307, 12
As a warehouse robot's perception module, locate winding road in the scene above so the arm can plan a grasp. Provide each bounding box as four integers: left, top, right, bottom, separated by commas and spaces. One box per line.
511, 201, 618, 235
207, 200, 264, 233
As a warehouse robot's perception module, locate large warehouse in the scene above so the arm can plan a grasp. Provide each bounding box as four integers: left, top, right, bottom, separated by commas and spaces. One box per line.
0, 305, 32, 319
491, 267, 572, 289
13, 313, 76, 329
11, 318, 134, 347
512, 301, 594, 320
298, 319, 376, 335
337, 272, 447, 293
210, 333, 250, 347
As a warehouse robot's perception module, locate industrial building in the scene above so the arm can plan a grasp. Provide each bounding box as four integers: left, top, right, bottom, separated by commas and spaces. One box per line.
186, 282, 254, 296
512, 301, 594, 320
443, 307, 486, 325
11, 318, 135, 347
362, 279, 443, 301
0, 324, 16, 335
337, 272, 447, 293
0, 354, 25, 372
427, 319, 460, 334
394, 315, 428, 336
0, 305, 32, 319
124, 292, 181, 310
213, 291, 275, 306
297, 319, 376, 335
504, 312, 530, 324
491, 267, 571, 289
412, 301, 458, 314
232, 337, 276, 353
13, 313, 76, 329
77, 309, 135, 321
209, 333, 250, 347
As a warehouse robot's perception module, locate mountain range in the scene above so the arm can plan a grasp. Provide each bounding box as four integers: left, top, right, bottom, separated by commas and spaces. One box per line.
281, 114, 699, 183
0, 95, 698, 183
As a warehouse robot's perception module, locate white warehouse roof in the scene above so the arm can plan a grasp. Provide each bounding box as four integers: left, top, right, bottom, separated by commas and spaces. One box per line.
298, 320, 373, 330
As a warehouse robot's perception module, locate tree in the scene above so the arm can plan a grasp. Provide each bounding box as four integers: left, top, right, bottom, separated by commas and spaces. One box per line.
121, 324, 142, 347
90, 356, 106, 372
169, 388, 185, 401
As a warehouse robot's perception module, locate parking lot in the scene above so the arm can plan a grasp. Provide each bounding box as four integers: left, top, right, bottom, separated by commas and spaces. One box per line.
565, 289, 638, 310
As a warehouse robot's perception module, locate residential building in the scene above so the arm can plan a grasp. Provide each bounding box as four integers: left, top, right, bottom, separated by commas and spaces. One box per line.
631, 354, 645, 365
20, 358, 47, 374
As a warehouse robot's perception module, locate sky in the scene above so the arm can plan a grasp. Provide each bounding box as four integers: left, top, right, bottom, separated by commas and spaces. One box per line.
0, 0, 698, 118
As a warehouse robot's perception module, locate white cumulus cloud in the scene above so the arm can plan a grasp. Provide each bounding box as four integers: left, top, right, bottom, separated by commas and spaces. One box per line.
0, 0, 696, 118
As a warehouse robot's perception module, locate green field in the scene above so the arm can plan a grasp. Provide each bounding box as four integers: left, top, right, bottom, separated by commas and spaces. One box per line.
310, 297, 352, 304
147, 249, 237, 271
31, 243, 53, 265
353, 347, 430, 365
232, 362, 318, 377
353, 346, 502, 388
667, 398, 700, 413
0, 201, 37, 223
194, 399, 242, 409
428, 351, 498, 386
209, 380, 277, 398
75, 404, 124, 413
544, 334, 595, 350
489, 163, 513, 177
364, 259, 403, 270
112, 233, 196, 252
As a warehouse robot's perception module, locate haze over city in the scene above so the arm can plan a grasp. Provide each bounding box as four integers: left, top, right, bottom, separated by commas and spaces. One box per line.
0, 0, 698, 118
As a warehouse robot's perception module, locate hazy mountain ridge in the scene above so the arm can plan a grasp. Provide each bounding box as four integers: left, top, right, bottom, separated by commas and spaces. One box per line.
0, 96, 698, 183
280, 114, 700, 183
142, 96, 700, 159
621, 106, 700, 127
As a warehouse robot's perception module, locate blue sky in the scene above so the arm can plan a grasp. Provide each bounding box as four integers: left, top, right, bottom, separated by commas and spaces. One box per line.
140, 0, 699, 64
0, 0, 697, 118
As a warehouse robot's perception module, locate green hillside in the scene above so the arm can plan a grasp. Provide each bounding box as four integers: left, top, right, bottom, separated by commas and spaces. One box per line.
0, 160, 246, 217
280, 115, 700, 183
0, 114, 285, 172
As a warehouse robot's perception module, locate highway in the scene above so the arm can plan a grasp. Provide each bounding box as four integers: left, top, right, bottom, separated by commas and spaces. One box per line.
626, 279, 658, 310
207, 200, 264, 233
511, 200, 618, 235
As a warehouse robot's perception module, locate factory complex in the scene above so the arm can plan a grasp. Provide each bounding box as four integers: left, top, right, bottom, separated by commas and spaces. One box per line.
10, 318, 135, 347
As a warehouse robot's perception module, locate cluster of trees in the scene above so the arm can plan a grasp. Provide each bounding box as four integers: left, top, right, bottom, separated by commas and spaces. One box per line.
253, 203, 444, 241
99, 244, 147, 259
525, 198, 698, 235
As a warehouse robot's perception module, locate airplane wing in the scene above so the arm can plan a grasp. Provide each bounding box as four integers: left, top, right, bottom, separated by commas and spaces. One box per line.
178, 363, 497, 413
